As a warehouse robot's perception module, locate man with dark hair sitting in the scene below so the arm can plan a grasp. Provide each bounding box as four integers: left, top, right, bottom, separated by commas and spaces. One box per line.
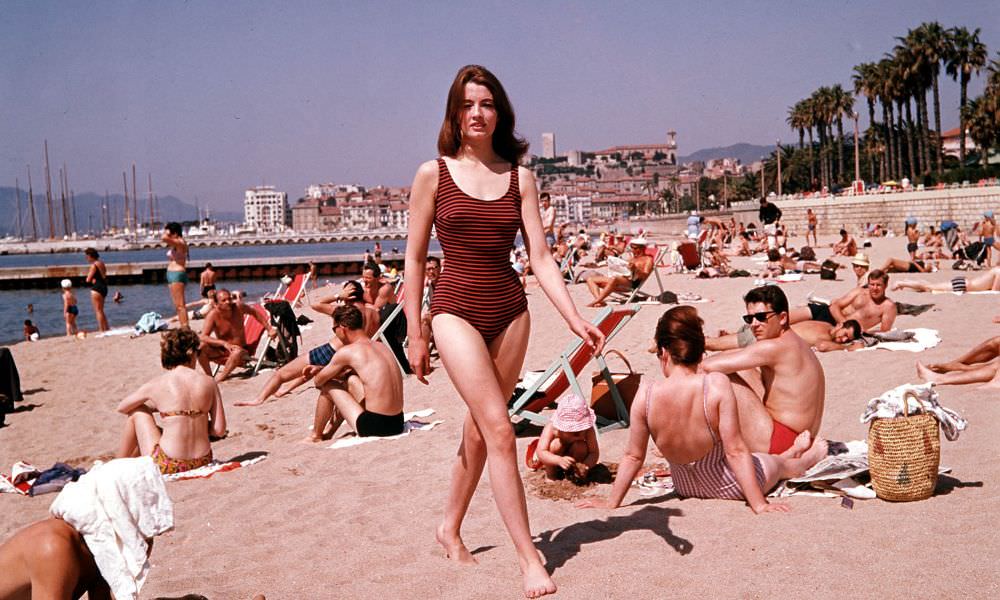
702, 285, 826, 455
307, 304, 405, 441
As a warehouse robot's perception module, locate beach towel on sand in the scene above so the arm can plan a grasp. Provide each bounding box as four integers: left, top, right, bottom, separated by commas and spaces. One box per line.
857, 328, 939, 352
329, 408, 443, 449
161, 453, 268, 482
49, 457, 173, 600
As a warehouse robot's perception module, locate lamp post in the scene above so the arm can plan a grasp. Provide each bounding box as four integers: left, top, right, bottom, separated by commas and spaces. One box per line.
760, 156, 766, 198
852, 111, 861, 193
775, 140, 782, 197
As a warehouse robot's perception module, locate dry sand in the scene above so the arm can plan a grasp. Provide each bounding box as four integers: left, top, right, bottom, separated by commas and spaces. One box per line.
1, 234, 998, 599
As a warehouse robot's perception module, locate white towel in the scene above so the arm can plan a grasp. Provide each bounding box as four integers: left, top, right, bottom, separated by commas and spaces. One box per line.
858, 328, 940, 352
49, 457, 174, 600
775, 273, 804, 283
329, 408, 442, 449
859, 382, 967, 441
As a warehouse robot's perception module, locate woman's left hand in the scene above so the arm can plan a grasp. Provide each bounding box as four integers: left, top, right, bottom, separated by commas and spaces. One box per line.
569, 316, 605, 354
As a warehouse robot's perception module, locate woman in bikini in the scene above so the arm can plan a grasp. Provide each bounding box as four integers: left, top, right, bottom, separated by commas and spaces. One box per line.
117, 328, 226, 474
403, 65, 603, 599
163, 222, 190, 327
84, 248, 110, 332
579, 306, 828, 513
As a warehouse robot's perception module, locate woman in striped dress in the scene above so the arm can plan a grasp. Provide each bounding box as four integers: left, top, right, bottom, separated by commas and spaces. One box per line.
579, 306, 828, 514
404, 65, 603, 599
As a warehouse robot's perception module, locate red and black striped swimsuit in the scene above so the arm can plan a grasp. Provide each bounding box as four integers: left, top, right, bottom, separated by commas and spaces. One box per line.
429, 157, 528, 344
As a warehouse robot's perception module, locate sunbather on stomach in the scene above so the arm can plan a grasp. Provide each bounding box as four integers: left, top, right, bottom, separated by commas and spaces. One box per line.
578, 306, 827, 514
116, 328, 227, 474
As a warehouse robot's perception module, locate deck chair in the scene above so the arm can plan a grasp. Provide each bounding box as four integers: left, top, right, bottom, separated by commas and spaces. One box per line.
610, 246, 670, 304
677, 241, 700, 271
559, 250, 580, 283
508, 304, 641, 432
276, 272, 310, 307
210, 303, 271, 377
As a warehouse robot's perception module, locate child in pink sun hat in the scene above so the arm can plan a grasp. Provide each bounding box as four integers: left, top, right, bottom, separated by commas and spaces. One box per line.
531, 393, 600, 483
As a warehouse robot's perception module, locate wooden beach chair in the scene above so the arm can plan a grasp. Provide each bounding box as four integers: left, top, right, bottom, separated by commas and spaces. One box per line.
609, 246, 668, 304
508, 304, 641, 432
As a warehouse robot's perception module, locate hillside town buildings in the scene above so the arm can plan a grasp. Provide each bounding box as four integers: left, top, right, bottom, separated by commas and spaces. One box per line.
290, 185, 409, 232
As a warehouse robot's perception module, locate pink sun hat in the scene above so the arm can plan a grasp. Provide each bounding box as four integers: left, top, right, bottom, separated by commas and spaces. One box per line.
550, 393, 596, 432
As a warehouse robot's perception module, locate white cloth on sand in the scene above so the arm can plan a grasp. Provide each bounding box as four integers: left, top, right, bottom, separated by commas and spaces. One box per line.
49, 457, 174, 600
859, 382, 967, 441
329, 408, 443, 449
857, 328, 940, 352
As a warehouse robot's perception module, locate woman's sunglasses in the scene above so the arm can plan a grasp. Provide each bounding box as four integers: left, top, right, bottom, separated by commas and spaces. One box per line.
742, 311, 777, 324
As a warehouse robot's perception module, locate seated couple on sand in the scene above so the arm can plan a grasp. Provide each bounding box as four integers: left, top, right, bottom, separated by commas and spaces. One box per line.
118, 328, 227, 474
306, 304, 405, 441
580, 298, 827, 513
585, 237, 654, 306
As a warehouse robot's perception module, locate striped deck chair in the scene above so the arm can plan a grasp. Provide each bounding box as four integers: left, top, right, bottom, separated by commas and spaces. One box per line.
610, 246, 668, 304
508, 304, 640, 432
276, 272, 311, 307
373, 283, 410, 375
558, 250, 579, 283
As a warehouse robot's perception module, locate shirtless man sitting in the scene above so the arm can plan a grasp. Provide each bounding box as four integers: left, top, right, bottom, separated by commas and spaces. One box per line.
307, 304, 405, 441
832, 229, 857, 257
361, 264, 396, 309
706, 318, 863, 353
892, 266, 1000, 294
702, 285, 825, 454
585, 238, 655, 307
789, 269, 896, 332
198, 288, 275, 382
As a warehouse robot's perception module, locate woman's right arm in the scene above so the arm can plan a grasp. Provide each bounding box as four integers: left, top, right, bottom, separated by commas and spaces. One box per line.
577, 384, 651, 509
715, 373, 787, 514
403, 161, 438, 384
86, 263, 97, 284
208, 381, 227, 438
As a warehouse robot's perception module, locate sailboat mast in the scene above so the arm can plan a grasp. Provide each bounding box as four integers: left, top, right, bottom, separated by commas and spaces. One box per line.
14, 177, 23, 239
27, 166, 38, 240
148, 172, 154, 229
43, 140, 55, 239
123, 171, 130, 231
131, 163, 138, 233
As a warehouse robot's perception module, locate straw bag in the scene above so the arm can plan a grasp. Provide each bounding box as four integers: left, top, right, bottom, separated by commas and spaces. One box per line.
590, 350, 641, 421
868, 391, 940, 502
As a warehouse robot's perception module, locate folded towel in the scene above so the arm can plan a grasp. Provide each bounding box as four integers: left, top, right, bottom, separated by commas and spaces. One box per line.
858, 328, 940, 352
329, 408, 443, 449
49, 457, 173, 600
859, 382, 967, 441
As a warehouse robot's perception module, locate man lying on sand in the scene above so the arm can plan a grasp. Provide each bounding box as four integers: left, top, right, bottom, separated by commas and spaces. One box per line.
789, 269, 896, 332
585, 237, 654, 306
0, 457, 173, 600
198, 288, 275, 382
306, 304, 405, 441
701, 286, 825, 454
892, 266, 1000, 293
579, 306, 827, 514
917, 334, 1000, 389
706, 319, 863, 353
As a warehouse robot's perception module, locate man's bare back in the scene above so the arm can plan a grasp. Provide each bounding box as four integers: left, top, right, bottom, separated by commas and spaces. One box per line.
323, 338, 403, 416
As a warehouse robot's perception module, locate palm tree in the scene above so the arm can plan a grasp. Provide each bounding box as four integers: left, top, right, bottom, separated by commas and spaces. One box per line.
962, 98, 995, 169
912, 22, 949, 173
830, 84, 854, 184
875, 59, 898, 180
946, 27, 988, 163
786, 101, 807, 150
853, 62, 881, 182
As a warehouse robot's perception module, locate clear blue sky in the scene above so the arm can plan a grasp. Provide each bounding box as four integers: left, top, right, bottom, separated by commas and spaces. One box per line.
2, 1, 996, 212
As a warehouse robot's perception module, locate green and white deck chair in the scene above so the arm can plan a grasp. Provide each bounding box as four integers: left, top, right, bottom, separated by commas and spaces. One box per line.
508, 304, 640, 432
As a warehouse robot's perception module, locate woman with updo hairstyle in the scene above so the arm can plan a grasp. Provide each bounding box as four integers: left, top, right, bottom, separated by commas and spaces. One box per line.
579, 306, 828, 514
116, 328, 227, 474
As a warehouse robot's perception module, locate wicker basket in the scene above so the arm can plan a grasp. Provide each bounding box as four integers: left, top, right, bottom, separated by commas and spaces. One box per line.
868, 391, 940, 502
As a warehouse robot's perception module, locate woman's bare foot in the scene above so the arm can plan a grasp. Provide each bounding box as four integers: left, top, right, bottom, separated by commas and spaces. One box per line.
587, 301, 607, 308
521, 560, 557, 598
916, 362, 939, 383
779, 430, 812, 459
435, 523, 477, 565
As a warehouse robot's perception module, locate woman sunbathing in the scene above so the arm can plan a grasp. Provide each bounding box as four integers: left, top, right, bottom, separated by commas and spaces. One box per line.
892, 266, 1000, 293
578, 306, 827, 514
117, 328, 227, 474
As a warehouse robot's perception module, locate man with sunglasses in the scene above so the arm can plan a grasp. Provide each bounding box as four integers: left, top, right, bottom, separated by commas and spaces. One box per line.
702, 285, 825, 455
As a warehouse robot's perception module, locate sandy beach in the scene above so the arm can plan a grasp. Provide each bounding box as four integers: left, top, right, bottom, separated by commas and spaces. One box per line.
1, 234, 998, 599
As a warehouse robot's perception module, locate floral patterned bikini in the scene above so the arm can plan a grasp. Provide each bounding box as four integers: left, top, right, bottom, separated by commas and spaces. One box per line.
153, 409, 214, 474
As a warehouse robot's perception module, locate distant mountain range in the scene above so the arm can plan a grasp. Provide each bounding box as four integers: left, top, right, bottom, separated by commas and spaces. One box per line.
678, 143, 776, 166
0, 187, 243, 237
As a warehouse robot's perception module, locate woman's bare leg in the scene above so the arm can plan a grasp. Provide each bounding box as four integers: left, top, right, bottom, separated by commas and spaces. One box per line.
169, 281, 188, 327
117, 409, 161, 457
433, 312, 555, 598
917, 359, 1000, 387
238, 355, 310, 406
927, 336, 1000, 372
891, 279, 950, 292
91, 291, 109, 331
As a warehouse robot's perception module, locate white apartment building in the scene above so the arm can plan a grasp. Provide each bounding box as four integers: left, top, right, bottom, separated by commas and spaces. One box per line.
551, 194, 592, 225
542, 133, 556, 159
244, 186, 290, 232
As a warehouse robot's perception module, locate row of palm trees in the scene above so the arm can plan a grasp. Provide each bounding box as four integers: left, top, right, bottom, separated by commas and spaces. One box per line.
785, 22, 996, 192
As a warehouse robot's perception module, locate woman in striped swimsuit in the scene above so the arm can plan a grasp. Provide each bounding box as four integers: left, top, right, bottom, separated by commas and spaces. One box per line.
404, 65, 603, 599
579, 306, 828, 514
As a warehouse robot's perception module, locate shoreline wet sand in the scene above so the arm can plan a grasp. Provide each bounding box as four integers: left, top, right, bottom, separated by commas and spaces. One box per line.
1, 234, 997, 598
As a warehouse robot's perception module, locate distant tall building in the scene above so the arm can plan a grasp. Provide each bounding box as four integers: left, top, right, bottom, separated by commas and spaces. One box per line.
541, 132, 556, 159
244, 186, 289, 233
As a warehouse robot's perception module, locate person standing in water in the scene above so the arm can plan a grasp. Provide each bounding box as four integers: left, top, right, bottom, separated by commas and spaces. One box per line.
403, 64, 603, 599
84, 248, 109, 332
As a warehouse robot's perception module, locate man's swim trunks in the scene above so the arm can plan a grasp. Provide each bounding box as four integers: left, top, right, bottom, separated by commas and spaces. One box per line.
201, 284, 216, 298
65, 305, 79, 316
807, 302, 837, 325
952, 277, 967, 293
356, 410, 405, 437
308, 343, 336, 367
769, 419, 801, 454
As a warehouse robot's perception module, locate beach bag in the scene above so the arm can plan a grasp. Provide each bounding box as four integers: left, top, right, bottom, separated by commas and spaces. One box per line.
590, 350, 641, 422
799, 246, 816, 261
868, 391, 940, 502
820, 259, 838, 280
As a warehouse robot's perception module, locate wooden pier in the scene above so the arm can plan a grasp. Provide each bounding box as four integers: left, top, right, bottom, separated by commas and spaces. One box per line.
0, 254, 426, 290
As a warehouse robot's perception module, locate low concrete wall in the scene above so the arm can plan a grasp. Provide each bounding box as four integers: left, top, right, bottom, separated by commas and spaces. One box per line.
730, 185, 1000, 236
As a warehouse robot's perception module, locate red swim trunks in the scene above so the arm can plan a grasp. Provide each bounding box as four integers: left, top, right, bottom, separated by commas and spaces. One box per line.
769, 419, 801, 454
